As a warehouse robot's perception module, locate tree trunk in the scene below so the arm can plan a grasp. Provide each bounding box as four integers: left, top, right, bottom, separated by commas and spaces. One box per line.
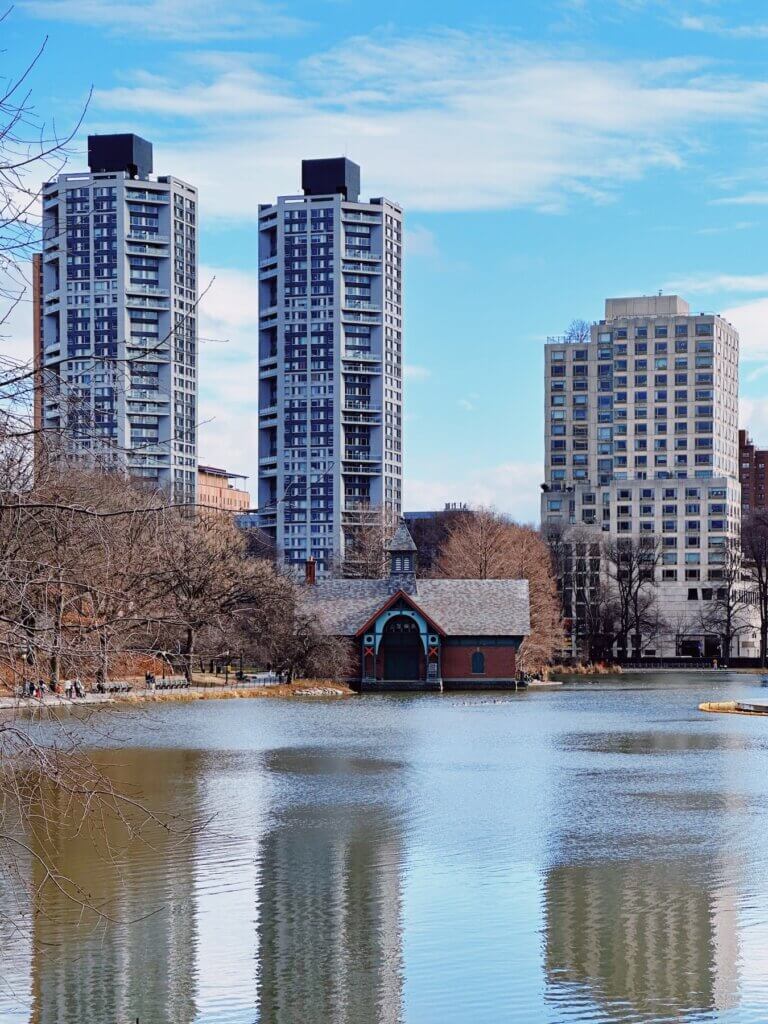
99, 629, 109, 686
50, 581, 64, 686
184, 626, 195, 683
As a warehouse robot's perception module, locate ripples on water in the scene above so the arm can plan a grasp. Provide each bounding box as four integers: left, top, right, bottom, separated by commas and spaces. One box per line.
3, 672, 768, 1023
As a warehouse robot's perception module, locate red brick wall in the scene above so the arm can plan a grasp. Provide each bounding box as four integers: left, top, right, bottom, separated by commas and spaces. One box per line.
441, 644, 517, 680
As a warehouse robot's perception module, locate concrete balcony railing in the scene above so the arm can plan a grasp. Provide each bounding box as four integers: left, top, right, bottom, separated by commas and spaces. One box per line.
126, 284, 170, 298
127, 389, 170, 402
126, 231, 170, 244
344, 248, 380, 260
342, 299, 381, 312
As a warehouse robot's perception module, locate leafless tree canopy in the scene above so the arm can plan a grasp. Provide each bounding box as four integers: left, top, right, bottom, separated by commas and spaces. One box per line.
563, 319, 591, 344
742, 512, 768, 667
434, 508, 565, 672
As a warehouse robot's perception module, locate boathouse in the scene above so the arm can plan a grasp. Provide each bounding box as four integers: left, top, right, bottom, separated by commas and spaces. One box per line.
303, 521, 531, 691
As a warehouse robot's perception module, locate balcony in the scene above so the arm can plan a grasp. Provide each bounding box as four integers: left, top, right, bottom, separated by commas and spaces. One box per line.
341, 310, 381, 325
341, 261, 380, 276
342, 398, 380, 411
344, 448, 379, 462
126, 190, 169, 204
126, 294, 170, 311
127, 389, 170, 402
344, 248, 380, 261
342, 299, 381, 312
127, 284, 170, 298
126, 231, 170, 244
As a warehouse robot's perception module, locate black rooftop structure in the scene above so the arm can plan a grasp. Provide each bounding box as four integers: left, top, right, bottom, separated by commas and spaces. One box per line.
87, 133, 153, 179
301, 157, 360, 202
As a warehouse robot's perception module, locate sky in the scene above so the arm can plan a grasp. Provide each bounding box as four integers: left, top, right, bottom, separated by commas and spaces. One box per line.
8, 0, 768, 521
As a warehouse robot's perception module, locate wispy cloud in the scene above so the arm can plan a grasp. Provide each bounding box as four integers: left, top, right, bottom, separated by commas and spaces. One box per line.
404, 364, 431, 381
680, 14, 768, 40
196, 265, 259, 494
696, 221, 755, 235
711, 192, 768, 207
404, 461, 543, 523
665, 272, 768, 294
723, 296, 768, 361
92, 30, 768, 220
21, 0, 307, 41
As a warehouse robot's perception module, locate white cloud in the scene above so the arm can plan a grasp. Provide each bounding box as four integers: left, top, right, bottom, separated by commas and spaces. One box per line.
711, 193, 768, 207
665, 272, 768, 294
741, 396, 768, 443
21, 0, 306, 41
722, 296, 768, 361
403, 364, 431, 381
680, 14, 768, 40
196, 265, 259, 498
404, 461, 543, 524
457, 398, 475, 412
405, 225, 439, 259
92, 31, 768, 219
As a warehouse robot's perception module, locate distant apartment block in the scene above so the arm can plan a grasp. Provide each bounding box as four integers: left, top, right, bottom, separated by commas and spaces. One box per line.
257, 157, 403, 574
542, 294, 755, 659
197, 464, 250, 512
739, 429, 768, 515
39, 133, 198, 502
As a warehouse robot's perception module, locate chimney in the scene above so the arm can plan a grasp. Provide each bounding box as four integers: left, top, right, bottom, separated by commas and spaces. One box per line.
304, 557, 316, 585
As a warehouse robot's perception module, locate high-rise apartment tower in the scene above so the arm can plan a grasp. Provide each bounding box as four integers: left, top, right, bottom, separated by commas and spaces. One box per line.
39, 133, 198, 502
542, 295, 754, 658
258, 158, 403, 573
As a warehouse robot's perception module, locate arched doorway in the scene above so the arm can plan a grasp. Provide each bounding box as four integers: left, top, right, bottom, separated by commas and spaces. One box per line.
381, 615, 422, 680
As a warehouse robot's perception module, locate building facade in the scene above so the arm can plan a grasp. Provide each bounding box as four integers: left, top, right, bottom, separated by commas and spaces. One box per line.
197, 464, 250, 512
257, 158, 403, 575
303, 521, 530, 691
739, 429, 768, 516
39, 133, 198, 502
542, 295, 756, 659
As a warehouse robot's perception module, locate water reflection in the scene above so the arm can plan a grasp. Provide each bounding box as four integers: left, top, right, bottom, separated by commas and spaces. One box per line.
544, 859, 739, 1021
28, 748, 202, 1024
544, 723, 743, 1022
258, 750, 404, 1024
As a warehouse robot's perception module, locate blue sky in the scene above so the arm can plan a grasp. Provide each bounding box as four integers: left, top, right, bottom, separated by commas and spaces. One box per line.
10, 0, 768, 520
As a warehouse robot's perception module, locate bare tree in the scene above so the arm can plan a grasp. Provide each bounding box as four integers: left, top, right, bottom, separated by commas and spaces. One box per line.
339, 504, 398, 578
436, 507, 565, 672
742, 512, 768, 666
153, 510, 290, 682
603, 536, 663, 661
698, 540, 755, 666
563, 319, 591, 344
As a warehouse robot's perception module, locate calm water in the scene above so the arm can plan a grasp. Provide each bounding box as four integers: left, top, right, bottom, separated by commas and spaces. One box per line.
3, 673, 768, 1023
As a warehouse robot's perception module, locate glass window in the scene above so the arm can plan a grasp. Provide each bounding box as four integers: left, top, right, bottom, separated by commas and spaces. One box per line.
471, 651, 485, 674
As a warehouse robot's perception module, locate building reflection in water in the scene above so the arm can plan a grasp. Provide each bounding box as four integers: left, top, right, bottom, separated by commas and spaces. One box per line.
544, 729, 742, 1021
28, 747, 201, 1024
544, 858, 739, 1020
257, 751, 404, 1024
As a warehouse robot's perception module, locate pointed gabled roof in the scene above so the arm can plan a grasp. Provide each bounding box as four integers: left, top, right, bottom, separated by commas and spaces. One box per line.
302, 578, 530, 637
386, 518, 417, 552
353, 588, 446, 638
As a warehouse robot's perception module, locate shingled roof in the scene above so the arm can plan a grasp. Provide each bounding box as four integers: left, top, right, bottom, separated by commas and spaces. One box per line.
303, 578, 531, 637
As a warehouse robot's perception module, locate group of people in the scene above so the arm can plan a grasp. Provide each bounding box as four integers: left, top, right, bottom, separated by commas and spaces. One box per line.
19, 678, 86, 699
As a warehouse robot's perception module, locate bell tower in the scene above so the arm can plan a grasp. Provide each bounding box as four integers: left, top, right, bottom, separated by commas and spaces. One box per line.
386, 519, 418, 593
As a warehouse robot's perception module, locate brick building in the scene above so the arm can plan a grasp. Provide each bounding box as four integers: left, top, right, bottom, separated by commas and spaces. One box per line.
739, 429, 768, 515
303, 521, 530, 691
197, 465, 250, 512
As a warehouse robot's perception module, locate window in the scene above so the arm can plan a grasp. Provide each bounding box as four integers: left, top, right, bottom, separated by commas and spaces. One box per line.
471, 651, 485, 674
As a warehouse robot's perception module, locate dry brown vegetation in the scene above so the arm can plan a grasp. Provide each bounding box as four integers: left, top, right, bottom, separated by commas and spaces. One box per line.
434, 507, 565, 672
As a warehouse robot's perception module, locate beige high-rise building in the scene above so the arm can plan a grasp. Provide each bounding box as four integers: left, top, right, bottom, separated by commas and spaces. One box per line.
542, 294, 758, 659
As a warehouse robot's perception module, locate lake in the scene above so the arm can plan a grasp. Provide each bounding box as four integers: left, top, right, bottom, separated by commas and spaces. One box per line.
3, 672, 768, 1023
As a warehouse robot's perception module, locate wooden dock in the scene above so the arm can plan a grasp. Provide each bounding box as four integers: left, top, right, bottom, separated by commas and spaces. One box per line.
699, 700, 768, 716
